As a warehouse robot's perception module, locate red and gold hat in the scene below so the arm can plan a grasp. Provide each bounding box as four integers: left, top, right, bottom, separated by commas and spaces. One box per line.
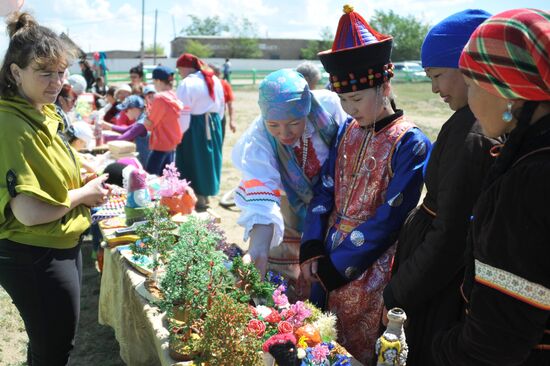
319, 4, 394, 93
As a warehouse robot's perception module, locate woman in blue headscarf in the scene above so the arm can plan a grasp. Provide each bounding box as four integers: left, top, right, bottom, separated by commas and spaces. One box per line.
232, 69, 348, 300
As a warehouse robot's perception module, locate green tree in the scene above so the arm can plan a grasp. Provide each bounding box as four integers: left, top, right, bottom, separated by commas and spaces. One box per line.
184, 39, 213, 58
145, 43, 165, 56
182, 15, 229, 36
300, 26, 334, 60
369, 10, 430, 61
227, 16, 261, 58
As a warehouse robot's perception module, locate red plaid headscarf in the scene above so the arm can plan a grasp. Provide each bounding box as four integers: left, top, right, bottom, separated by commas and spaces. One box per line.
176, 53, 216, 101
459, 8, 550, 101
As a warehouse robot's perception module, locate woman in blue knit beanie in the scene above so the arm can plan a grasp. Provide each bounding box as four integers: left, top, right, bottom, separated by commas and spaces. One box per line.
382, 9, 503, 366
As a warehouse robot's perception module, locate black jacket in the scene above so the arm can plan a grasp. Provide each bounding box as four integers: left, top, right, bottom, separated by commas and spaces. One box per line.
433, 113, 550, 366
385, 106, 499, 312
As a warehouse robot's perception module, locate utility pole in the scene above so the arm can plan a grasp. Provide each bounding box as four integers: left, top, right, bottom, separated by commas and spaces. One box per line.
140, 0, 145, 65
172, 15, 176, 39
153, 9, 158, 65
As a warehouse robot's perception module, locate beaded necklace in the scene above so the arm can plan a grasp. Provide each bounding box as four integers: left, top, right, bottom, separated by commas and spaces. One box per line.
301, 136, 309, 171
338, 88, 382, 215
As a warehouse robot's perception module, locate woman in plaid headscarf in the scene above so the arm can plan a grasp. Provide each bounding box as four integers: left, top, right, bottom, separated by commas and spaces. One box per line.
433, 8, 550, 366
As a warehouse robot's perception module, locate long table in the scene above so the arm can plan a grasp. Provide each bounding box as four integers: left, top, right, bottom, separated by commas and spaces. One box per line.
98, 213, 363, 366
98, 244, 192, 366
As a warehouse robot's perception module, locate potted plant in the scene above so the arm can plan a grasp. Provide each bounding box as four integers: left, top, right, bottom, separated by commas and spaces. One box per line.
198, 293, 263, 365
158, 162, 196, 215
130, 204, 177, 287
159, 216, 233, 360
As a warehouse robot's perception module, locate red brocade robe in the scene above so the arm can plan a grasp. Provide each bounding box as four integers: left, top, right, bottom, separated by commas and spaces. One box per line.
301, 113, 431, 365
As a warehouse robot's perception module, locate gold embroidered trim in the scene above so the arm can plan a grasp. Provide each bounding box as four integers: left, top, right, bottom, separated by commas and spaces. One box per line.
475, 259, 550, 311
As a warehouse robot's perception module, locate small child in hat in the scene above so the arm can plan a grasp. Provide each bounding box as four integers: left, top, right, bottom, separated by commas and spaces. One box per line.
143, 66, 184, 175
102, 95, 150, 167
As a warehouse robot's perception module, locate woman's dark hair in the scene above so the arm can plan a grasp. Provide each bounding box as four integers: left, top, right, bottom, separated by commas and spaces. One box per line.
55, 84, 73, 103
129, 65, 144, 78
79, 59, 91, 70
0, 12, 77, 98
106, 86, 117, 97
65, 124, 78, 144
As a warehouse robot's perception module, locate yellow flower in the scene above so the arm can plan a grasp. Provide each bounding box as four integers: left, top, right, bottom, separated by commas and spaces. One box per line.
298, 335, 309, 349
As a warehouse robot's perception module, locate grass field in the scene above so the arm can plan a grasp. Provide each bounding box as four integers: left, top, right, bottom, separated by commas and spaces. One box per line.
0, 82, 451, 365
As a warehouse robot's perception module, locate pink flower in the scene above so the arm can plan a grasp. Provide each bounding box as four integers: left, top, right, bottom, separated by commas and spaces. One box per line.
286, 301, 312, 327
158, 162, 190, 197
311, 344, 330, 363
264, 308, 282, 323
247, 319, 266, 338
277, 320, 293, 334
262, 333, 296, 353
281, 308, 296, 321
249, 304, 258, 317
273, 285, 290, 308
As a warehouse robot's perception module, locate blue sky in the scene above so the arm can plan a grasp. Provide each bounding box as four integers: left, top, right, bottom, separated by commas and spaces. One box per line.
0, 0, 548, 56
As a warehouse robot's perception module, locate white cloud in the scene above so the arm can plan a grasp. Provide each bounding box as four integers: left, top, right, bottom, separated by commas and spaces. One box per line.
53, 0, 113, 21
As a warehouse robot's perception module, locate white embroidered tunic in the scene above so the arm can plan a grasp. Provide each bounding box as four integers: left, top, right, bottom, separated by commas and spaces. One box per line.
232, 89, 348, 248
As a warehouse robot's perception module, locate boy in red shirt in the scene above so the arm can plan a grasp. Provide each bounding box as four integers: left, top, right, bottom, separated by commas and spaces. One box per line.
144, 66, 184, 175
210, 64, 235, 140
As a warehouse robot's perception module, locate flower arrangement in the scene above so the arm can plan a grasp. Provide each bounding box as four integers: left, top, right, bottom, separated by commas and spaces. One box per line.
198, 293, 263, 365
298, 342, 352, 366
158, 162, 190, 197
158, 162, 196, 215
125, 211, 352, 364
246, 284, 351, 365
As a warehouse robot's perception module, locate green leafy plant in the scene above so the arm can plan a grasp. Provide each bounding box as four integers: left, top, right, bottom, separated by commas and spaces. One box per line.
131, 204, 177, 282
160, 216, 233, 333
231, 256, 275, 306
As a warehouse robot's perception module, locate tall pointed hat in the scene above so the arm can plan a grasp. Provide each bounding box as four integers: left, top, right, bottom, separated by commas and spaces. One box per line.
319, 4, 394, 93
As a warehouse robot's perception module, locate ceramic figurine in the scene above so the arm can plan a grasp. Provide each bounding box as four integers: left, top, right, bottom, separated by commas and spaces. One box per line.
376, 308, 408, 366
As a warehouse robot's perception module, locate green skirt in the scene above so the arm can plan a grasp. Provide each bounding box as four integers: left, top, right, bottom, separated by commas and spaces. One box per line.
175, 113, 222, 196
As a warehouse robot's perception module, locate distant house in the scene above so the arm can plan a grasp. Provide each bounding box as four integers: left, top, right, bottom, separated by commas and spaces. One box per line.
84, 50, 167, 59
171, 36, 313, 59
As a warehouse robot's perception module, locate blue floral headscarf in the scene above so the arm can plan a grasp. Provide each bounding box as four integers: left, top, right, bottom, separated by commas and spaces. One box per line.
258, 69, 312, 121
257, 69, 338, 229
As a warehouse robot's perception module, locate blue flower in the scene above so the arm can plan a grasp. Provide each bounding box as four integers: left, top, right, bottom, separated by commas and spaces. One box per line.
266, 271, 288, 288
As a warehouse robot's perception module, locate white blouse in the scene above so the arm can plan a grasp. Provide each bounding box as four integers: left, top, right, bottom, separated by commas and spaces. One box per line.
231, 89, 349, 248
176, 72, 225, 133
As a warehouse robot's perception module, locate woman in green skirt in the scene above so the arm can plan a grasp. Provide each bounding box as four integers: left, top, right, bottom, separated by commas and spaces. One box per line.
175, 53, 225, 210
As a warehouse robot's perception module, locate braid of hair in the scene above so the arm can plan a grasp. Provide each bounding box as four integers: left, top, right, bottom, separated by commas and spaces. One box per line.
483, 101, 539, 188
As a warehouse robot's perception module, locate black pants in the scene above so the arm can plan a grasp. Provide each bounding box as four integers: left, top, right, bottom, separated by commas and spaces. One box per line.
0, 239, 82, 366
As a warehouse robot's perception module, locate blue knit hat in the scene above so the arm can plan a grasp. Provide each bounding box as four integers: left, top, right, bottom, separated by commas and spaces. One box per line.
152, 65, 174, 81
421, 9, 491, 68
117, 95, 145, 110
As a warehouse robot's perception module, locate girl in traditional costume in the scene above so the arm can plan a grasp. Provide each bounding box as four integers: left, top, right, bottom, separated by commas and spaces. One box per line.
433, 9, 550, 365
382, 10, 501, 366
232, 69, 348, 300
299, 6, 431, 364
